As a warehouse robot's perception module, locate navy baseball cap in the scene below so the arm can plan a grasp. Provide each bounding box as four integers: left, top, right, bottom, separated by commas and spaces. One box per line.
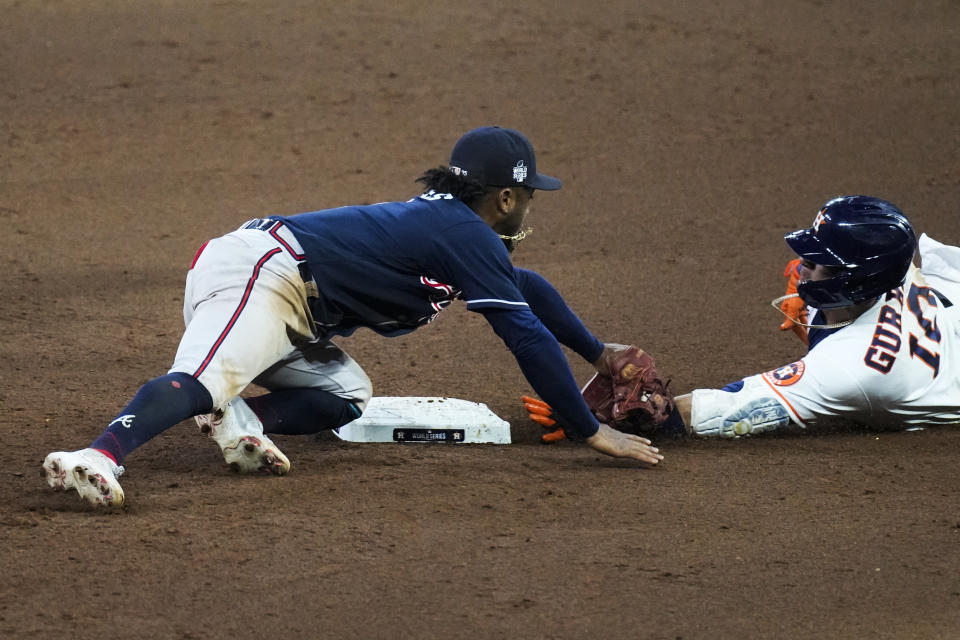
449, 126, 562, 191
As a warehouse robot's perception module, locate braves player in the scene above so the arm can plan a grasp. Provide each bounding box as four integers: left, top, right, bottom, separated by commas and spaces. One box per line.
42, 126, 662, 507
675, 196, 960, 436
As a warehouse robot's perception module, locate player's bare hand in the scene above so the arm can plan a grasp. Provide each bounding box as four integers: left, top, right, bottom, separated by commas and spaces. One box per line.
585, 423, 664, 464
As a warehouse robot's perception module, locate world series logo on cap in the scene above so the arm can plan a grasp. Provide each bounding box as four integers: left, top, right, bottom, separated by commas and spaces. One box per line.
513, 160, 527, 182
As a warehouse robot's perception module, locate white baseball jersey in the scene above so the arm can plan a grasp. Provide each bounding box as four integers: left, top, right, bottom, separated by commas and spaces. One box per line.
692, 234, 960, 435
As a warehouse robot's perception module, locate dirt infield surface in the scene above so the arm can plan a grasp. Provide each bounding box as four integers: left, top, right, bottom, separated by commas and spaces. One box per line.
2, 1, 959, 638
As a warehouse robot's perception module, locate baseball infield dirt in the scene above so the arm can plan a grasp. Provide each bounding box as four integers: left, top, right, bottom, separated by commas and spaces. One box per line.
2, 1, 958, 639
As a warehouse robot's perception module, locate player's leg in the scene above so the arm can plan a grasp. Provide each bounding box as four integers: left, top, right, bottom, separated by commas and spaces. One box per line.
89, 373, 213, 464
42, 256, 222, 507
41, 277, 284, 504
41, 371, 213, 507
42, 233, 311, 505
172, 242, 315, 474
242, 340, 373, 434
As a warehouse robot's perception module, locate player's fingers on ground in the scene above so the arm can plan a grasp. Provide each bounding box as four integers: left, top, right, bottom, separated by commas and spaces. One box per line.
522, 397, 552, 411
530, 413, 556, 427
542, 428, 566, 443
621, 432, 652, 445
637, 447, 664, 464
632, 441, 663, 462
617, 447, 661, 464
524, 402, 553, 417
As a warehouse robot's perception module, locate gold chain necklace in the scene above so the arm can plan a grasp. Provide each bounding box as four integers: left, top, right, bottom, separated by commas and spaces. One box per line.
498, 227, 533, 243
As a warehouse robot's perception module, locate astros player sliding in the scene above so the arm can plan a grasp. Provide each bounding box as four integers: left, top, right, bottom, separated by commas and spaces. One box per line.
676, 196, 960, 436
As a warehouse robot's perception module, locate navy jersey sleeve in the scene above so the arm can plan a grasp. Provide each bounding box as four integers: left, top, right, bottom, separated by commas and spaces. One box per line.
429, 220, 529, 312
514, 267, 604, 363
481, 307, 600, 438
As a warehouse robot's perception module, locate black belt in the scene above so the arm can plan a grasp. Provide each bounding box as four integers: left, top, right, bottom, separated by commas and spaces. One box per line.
298, 262, 315, 287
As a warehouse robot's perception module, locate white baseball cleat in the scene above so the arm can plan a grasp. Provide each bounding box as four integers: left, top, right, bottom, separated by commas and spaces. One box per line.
195, 397, 290, 475
41, 448, 125, 507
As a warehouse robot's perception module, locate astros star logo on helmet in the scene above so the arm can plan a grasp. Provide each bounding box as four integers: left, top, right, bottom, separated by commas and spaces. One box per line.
812, 209, 828, 232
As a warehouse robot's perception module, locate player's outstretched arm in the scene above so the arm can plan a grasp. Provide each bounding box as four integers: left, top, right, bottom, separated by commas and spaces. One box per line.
586, 423, 664, 464
485, 308, 666, 464
679, 378, 794, 438
513, 268, 608, 363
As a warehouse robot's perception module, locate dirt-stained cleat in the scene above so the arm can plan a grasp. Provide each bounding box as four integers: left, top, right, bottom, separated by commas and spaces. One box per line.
196, 397, 290, 475
41, 448, 125, 507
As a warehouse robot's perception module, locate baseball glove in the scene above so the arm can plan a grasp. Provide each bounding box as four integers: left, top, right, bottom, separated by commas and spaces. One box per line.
523, 346, 676, 441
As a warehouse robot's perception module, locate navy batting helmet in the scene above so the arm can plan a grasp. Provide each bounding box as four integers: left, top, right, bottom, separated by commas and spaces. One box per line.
784, 196, 917, 309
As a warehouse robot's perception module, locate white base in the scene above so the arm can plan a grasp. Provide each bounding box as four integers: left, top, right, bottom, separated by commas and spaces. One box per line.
333, 397, 511, 444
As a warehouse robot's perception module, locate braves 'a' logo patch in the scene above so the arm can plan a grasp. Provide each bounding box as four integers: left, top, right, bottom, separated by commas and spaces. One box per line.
763, 361, 805, 386
108, 414, 136, 429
